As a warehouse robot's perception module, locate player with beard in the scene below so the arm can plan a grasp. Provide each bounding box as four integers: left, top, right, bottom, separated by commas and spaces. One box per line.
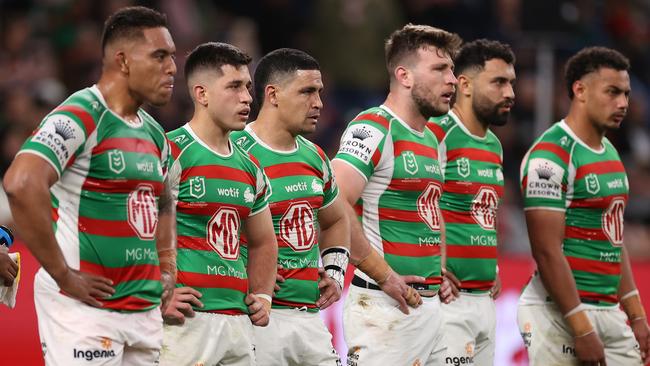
518, 47, 649, 365
428, 39, 515, 366
332, 24, 461, 365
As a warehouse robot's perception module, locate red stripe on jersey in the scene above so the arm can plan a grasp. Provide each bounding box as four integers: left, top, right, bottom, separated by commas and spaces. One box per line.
181, 165, 255, 186
388, 178, 441, 192
247, 153, 261, 168
567, 256, 621, 275
177, 201, 251, 218
440, 209, 474, 224
177, 271, 248, 293
100, 296, 155, 311
314, 144, 327, 161
78, 217, 137, 237
353, 203, 363, 216
82, 177, 163, 194
426, 123, 446, 142
578, 290, 618, 304
278, 267, 319, 281
424, 276, 443, 285
92, 137, 160, 156
354, 113, 390, 129
446, 245, 497, 259
531, 142, 570, 165
66, 155, 76, 169
177, 236, 214, 252
393, 141, 438, 160
272, 298, 318, 309
198, 308, 246, 315
443, 181, 504, 196
371, 148, 382, 167
569, 194, 628, 209
52, 207, 59, 222
265, 162, 321, 179
565, 226, 608, 242
169, 138, 182, 159
382, 240, 441, 257
55, 105, 96, 136
575, 160, 626, 180
268, 196, 324, 216
378, 208, 421, 222
80, 260, 161, 285
460, 280, 495, 291
446, 148, 500, 164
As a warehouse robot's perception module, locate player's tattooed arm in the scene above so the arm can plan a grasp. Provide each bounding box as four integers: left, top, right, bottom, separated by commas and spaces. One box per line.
618, 247, 649, 363
157, 176, 177, 314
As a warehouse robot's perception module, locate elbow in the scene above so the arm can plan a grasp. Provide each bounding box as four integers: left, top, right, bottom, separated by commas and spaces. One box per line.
3, 171, 25, 201
531, 245, 559, 267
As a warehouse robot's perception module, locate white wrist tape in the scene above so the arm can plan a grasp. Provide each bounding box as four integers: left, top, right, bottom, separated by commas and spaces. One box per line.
321, 246, 350, 290
563, 304, 587, 319
620, 289, 640, 301
255, 293, 272, 304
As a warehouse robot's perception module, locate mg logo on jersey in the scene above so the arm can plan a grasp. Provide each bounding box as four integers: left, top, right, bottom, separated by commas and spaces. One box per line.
471, 187, 499, 230
602, 198, 625, 247
402, 151, 419, 175
108, 150, 126, 174
189, 176, 206, 199
585, 173, 600, 194
457, 157, 470, 178
127, 184, 158, 240
207, 207, 240, 260
417, 182, 442, 231
280, 201, 315, 251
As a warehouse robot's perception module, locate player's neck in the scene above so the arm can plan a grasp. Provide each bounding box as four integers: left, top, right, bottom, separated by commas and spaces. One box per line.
565, 107, 605, 150
451, 104, 488, 137
384, 93, 427, 132
96, 77, 141, 122
252, 109, 298, 151
188, 112, 231, 155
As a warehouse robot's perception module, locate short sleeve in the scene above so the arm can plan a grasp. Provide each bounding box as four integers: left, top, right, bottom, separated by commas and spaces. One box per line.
334, 121, 388, 180
521, 144, 569, 211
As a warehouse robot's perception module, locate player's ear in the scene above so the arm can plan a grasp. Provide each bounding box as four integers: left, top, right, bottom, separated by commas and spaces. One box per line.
116, 51, 129, 74
457, 74, 472, 97
394, 65, 413, 88
573, 80, 587, 102
192, 84, 208, 106
265, 84, 279, 107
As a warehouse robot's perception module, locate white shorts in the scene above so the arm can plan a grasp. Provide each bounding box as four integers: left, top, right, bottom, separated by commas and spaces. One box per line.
34, 269, 162, 366
160, 311, 254, 366
517, 303, 642, 365
253, 308, 341, 366
440, 292, 496, 366
343, 285, 444, 366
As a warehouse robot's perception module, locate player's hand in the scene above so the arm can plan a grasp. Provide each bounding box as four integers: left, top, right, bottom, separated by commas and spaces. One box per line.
630, 318, 650, 364
160, 270, 175, 314
379, 271, 424, 315
0, 250, 18, 287
574, 331, 606, 365
246, 293, 271, 327
274, 264, 285, 295
440, 268, 460, 304
55, 268, 114, 308
316, 268, 341, 310
162, 286, 203, 326
490, 275, 502, 299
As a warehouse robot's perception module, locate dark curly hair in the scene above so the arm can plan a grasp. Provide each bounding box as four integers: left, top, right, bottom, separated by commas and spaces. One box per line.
454, 39, 515, 75
565, 47, 629, 99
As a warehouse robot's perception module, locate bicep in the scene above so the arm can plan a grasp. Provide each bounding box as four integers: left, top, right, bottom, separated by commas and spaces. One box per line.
4, 153, 59, 191
317, 196, 346, 231
524, 209, 566, 255
244, 208, 275, 247
331, 159, 366, 204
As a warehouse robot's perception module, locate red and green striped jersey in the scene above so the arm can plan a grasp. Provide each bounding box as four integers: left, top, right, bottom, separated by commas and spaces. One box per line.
18, 86, 170, 312
167, 124, 269, 315
232, 125, 338, 312
334, 105, 443, 291
520, 120, 628, 306
428, 112, 503, 292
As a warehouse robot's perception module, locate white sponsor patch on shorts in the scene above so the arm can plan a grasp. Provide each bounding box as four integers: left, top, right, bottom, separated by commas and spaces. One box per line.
31, 114, 84, 169
526, 158, 564, 200
337, 123, 383, 165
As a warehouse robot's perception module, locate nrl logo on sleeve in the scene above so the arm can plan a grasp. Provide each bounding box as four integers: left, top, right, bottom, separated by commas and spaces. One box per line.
189, 176, 206, 199
457, 157, 470, 178
402, 151, 419, 175
585, 173, 600, 194
108, 150, 126, 174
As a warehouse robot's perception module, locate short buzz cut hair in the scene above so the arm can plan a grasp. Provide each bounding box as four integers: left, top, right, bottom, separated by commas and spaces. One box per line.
454, 39, 515, 75
184, 42, 252, 84
101, 6, 168, 55
565, 46, 630, 99
253, 48, 320, 107
385, 24, 462, 78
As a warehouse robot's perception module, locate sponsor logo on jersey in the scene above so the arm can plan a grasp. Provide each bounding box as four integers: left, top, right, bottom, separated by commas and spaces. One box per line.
424, 163, 440, 175
32, 114, 85, 169
402, 151, 419, 175
73, 337, 116, 361
599, 251, 621, 262
207, 207, 240, 260
477, 168, 493, 178
471, 187, 499, 230
108, 150, 126, 174
311, 179, 323, 193
189, 176, 206, 199
457, 157, 470, 178
280, 201, 316, 251
440, 116, 451, 125
602, 197, 625, 247
585, 173, 600, 194
206, 263, 245, 279
607, 178, 624, 189
521, 322, 532, 347
127, 184, 158, 240
561, 344, 576, 356
136, 160, 154, 174
126, 247, 157, 262
526, 158, 563, 200
470, 235, 497, 246
173, 134, 188, 144
338, 124, 383, 165
417, 182, 442, 231
244, 187, 255, 203
559, 136, 570, 146
284, 181, 307, 193
234, 135, 247, 147
216, 187, 240, 198
496, 169, 504, 182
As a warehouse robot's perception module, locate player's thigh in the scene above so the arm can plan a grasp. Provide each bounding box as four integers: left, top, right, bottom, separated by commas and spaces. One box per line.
121, 308, 163, 366
517, 304, 579, 366
253, 310, 285, 366
220, 315, 255, 366
440, 300, 477, 365
298, 313, 341, 366
598, 309, 643, 365
160, 312, 231, 366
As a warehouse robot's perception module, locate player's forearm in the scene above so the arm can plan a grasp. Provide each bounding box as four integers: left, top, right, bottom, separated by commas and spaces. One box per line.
342, 200, 372, 264
532, 244, 582, 314
247, 238, 277, 296
618, 246, 637, 297
318, 203, 350, 251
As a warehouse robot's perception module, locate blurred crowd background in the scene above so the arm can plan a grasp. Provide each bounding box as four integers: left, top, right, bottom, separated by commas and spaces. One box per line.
1, 0, 650, 257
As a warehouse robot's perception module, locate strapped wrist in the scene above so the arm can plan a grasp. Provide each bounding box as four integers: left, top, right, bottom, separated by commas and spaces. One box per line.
321, 246, 350, 290
564, 306, 594, 337
158, 248, 177, 279
621, 290, 646, 321
355, 248, 391, 285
